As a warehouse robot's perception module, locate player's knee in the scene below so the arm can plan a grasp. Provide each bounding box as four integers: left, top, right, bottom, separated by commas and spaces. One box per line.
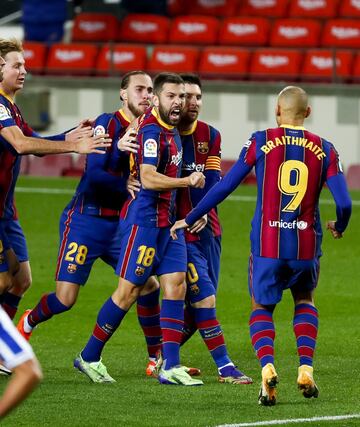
191, 294, 216, 308
0, 272, 12, 294
142, 276, 160, 294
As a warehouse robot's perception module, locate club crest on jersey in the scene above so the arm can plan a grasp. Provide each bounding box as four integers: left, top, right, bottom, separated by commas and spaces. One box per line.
0, 104, 11, 121
135, 266, 145, 276
94, 125, 106, 136
197, 141, 209, 154
67, 263, 77, 273
190, 284, 200, 295
144, 139, 157, 157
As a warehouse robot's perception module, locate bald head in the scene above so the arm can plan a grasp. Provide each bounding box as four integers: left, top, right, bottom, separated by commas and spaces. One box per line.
276, 86, 310, 126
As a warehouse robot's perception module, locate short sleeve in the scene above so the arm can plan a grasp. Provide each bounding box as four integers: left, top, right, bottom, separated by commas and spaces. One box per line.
138, 125, 161, 167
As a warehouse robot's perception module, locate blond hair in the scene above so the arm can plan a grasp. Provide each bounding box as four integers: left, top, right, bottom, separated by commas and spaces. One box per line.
0, 38, 23, 59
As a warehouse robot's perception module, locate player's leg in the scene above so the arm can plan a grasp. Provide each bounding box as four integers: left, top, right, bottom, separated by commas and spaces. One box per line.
248, 254, 282, 406
156, 231, 203, 386
290, 258, 319, 399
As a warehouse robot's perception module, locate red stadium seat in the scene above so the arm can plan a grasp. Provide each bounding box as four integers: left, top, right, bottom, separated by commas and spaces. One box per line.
118, 14, 170, 44
23, 42, 47, 74
46, 43, 98, 75
187, 0, 238, 17
169, 15, 219, 45
339, 0, 360, 18
238, 0, 289, 17
249, 48, 302, 80
167, 0, 188, 16
218, 17, 270, 46
346, 164, 360, 189
270, 19, 321, 48
27, 154, 73, 177
302, 49, 353, 81
96, 44, 147, 75
289, 0, 339, 18
147, 46, 199, 73
199, 47, 250, 78
72, 13, 118, 42
322, 20, 360, 49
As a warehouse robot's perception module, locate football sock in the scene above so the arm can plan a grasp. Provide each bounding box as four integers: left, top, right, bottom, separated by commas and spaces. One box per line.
136, 288, 162, 358
195, 307, 231, 368
293, 303, 318, 366
28, 292, 70, 327
1, 292, 21, 319
249, 308, 275, 368
81, 297, 127, 363
160, 299, 184, 370
181, 304, 197, 345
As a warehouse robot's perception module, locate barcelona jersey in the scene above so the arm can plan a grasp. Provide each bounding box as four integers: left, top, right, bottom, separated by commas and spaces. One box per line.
186, 125, 351, 260
67, 109, 131, 217
121, 108, 183, 228
177, 120, 222, 242
0, 90, 65, 220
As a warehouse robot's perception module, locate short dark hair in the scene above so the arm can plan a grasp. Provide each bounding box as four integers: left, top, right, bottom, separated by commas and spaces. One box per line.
179, 73, 202, 89
120, 70, 149, 90
153, 72, 184, 95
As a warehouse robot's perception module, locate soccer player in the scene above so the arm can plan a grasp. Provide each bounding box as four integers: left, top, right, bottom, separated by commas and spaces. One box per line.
17, 71, 163, 381
75, 72, 206, 386
170, 86, 352, 403
0, 38, 110, 322
177, 73, 252, 385
0, 305, 42, 419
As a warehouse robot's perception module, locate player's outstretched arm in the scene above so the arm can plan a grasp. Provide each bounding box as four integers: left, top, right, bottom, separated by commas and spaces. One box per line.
0, 358, 42, 419
140, 164, 205, 191
0, 126, 111, 155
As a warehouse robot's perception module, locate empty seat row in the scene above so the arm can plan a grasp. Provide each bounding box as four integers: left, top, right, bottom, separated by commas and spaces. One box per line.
167, 0, 360, 19
23, 42, 360, 82
70, 13, 360, 49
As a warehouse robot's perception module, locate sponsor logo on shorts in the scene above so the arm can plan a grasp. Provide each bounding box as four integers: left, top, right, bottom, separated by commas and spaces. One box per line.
67, 263, 77, 273
268, 219, 308, 230
190, 284, 200, 295
135, 266, 145, 276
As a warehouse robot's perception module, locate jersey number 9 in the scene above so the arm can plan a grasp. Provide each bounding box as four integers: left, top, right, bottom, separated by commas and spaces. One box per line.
278, 160, 308, 212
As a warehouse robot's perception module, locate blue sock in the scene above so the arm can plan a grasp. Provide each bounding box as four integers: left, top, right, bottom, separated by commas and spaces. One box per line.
28, 292, 70, 327
81, 297, 127, 362
160, 299, 184, 369
249, 309, 275, 368
1, 292, 22, 320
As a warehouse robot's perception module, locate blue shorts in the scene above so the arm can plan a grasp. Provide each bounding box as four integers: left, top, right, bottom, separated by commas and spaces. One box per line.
248, 254, 320, 306
116, 220, 187, 285
56, 209, 121, 285
0, 219, 29, 263
0, 224, 10, 273
186, 236, 221, 303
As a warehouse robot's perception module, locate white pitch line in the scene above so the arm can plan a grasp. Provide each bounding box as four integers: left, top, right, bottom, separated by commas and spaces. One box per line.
15, 187, 360, 206
214, 413, 360, 427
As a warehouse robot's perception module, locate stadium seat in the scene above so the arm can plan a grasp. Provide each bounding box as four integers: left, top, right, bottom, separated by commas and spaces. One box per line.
46, 43, 99, 75
199, 47, 250, 78
72, 13, 118, 42
169, 15, 219, 45
322, 20, 360, 49
27, 154, 73, 177
147, 45, 199, 73
238, 0, 289, 17
186, 0, 238, 17
339, 0, 360, 18
167, 0, 188, 16
346, 164, 360, 189
118, 14, 170, 44
250, 49, 302, 80
302, 49, 353, 81
270, 19, 321, 48
218, 17, 270, 46
23, 42, 47, 74
96, 44, 147, 75
289, 0, 338, 18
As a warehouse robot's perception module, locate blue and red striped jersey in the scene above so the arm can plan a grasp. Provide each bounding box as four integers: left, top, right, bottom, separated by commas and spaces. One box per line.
177, 120, 222, 242
186, 125, 352, 260
121, 108, 183, 228
68, 109, 131, 217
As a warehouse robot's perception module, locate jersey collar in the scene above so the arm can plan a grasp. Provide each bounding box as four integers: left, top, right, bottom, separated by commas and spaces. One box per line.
280, 124, 306, 130
151, 107, 174, 130
180, 120, 197, 136
119, 108, 131, 125
0, 89, 14, 104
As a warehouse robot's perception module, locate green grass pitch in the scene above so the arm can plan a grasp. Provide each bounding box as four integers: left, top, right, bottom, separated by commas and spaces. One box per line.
1, 176, 359, 427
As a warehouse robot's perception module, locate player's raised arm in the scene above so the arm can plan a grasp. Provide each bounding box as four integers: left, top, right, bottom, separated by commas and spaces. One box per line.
0, 125, 111, 155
